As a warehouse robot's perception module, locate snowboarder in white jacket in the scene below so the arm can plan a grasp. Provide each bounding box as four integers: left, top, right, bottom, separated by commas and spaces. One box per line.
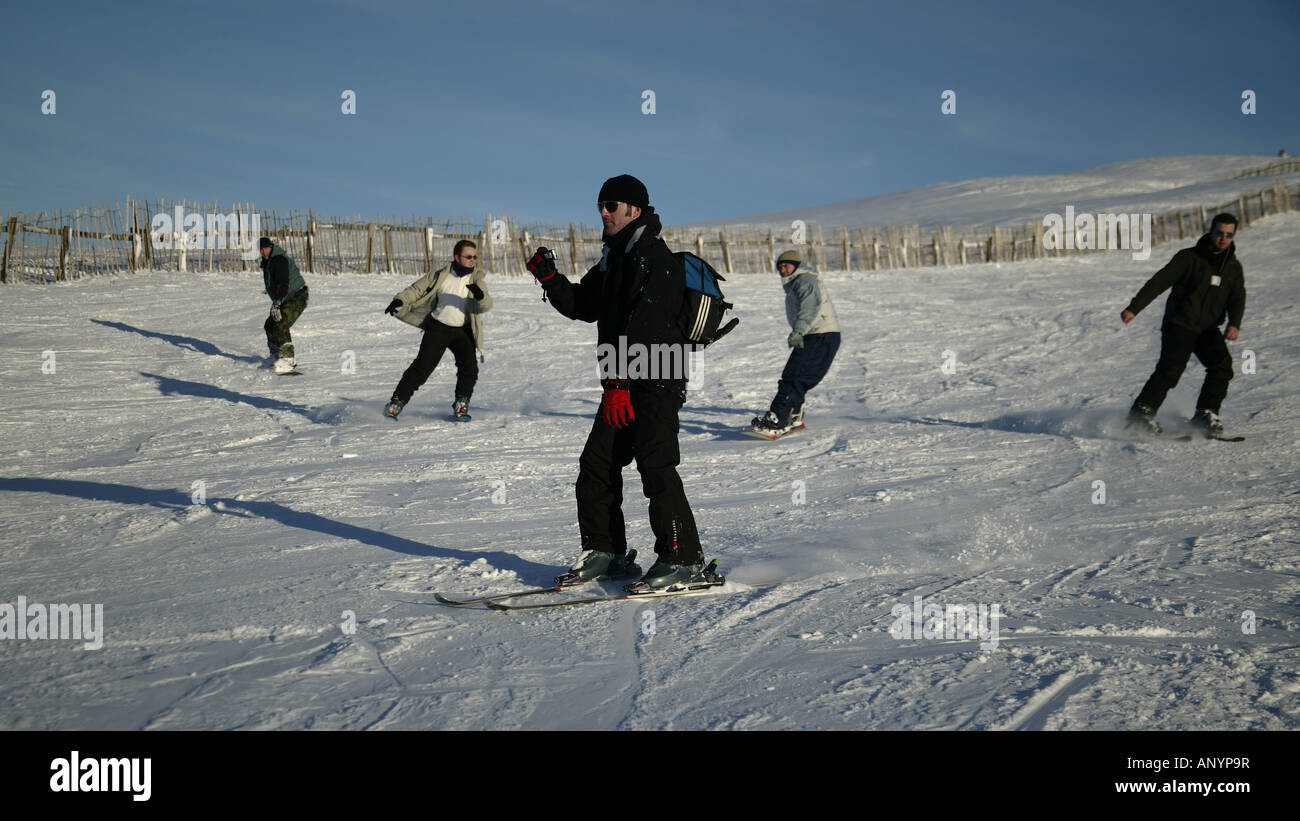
751, 249, 841, 436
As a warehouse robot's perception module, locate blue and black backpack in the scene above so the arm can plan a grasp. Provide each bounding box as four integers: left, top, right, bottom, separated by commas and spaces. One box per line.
676, 252, 738, 348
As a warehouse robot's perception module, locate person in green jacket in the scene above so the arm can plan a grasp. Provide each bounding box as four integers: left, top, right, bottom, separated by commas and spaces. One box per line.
1122, 213, 1246, 437
382, 240, 492, 420
260, 237, 308, 374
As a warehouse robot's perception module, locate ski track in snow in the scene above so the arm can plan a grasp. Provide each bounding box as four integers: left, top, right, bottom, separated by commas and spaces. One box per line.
0, 208, 1297, 730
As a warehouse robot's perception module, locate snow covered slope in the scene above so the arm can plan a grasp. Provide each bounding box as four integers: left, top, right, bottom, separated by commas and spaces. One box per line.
689, 154, 1297, 230
0, 210, 1296, 730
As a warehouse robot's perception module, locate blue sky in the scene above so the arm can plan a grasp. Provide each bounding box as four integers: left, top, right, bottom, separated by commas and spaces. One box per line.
1, 0, 1296, 225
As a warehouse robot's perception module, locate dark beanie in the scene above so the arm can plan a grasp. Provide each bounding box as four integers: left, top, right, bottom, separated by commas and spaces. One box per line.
259, 237, 273, 249
598, 174, 649, 208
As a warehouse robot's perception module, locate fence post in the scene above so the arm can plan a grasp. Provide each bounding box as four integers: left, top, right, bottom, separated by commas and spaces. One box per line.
1198, 205, 1207, 232
696, 232, 705, 262
720, 229, 733, 274
1237, 196, 1247, 226
58, 225, 70, 281
424, 227, 434, 273
366, 223, 375, 273
1, 216, 17, 282
305, 214, 315, 272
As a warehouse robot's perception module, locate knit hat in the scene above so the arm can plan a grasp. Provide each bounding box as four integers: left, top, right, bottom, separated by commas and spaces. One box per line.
777, 249, 801, 272
598, 174, 649, 208
259, 237, 273, 250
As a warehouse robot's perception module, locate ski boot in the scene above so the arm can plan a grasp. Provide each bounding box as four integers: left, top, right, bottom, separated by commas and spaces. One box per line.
1190, 409, 1224, 438
623, 558, 724, 595
553, 548, 641, 587
272, 354, 298, 374
383, 396, 406, 419
1126, 403, 1162, 436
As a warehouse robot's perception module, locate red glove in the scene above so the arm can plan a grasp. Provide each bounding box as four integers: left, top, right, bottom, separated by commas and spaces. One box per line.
600, 380, 634, 428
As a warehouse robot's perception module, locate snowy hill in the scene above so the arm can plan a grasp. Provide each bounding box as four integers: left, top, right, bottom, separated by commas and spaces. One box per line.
688, 154, 1297, 230
1, 203, 1296, 730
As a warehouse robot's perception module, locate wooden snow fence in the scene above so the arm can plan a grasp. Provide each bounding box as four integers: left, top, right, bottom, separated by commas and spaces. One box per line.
3, 180, 1296, 284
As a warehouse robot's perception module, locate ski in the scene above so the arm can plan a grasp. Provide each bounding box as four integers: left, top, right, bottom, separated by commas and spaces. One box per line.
433, 550, 641, 606
433, 586, 563, 607
487, 580, 732, 611
1175, 434, 1245, 442
450, 413, 472, 422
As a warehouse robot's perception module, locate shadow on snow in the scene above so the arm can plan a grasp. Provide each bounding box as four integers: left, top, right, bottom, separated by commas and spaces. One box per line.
0, 476, 555, 578
91, 319, 264, 364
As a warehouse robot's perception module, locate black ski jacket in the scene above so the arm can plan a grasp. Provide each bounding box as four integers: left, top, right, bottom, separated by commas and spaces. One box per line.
540, 211, 689, 386
1126, 233, 1246, 332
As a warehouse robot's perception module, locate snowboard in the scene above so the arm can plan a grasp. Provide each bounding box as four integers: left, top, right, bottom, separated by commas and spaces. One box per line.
743, 422, 805, 441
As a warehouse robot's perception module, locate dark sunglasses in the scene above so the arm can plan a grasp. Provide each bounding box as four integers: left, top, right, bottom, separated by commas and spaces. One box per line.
598, 201, 623, 214
1212, 230, 1235, 239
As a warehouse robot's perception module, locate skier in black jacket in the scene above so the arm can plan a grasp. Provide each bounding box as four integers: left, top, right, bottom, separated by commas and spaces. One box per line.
1122, 213, 1246, 437
526, 174, 714, 593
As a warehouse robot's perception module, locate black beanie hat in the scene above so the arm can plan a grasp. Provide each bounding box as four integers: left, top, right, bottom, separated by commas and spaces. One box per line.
598, 174, 649, 208
259, 237, 273, 249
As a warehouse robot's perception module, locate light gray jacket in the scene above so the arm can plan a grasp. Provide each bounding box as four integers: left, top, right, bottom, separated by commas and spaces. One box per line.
782, 266, 840, 336
392, 264, 493, 352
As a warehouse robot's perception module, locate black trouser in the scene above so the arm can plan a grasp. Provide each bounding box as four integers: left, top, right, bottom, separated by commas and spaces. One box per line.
393, 320, 477, 403
575, 383, 702, 565
771, 331, 841, 424
1134, 323, 1233, 413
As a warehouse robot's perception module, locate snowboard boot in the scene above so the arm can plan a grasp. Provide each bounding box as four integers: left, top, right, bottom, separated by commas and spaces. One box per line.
383, 396, 406, 419
788, 402, 806, 428
452, 395, 471, 420
554, 549, 641, 587
622, 558, 722, 594
1126, 403, 1162, 436
751, 410, 784, 432
1190, 409, 1224, 438
272, 354, 298, 374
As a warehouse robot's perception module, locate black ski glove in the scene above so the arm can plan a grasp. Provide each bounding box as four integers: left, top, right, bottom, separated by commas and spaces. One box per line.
385, 299, 402, 315
526, 247, 557, 283
467, 283, 484, 300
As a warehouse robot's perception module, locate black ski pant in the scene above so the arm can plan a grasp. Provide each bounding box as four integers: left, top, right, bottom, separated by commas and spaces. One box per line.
575, 383, 702, 566
393, 319, 477, 404
1133, 323, 1233, 414
771, 331, 841, 424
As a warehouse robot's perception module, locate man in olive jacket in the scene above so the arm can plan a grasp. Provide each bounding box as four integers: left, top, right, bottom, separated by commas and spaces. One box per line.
1122, 213, 1246, 437
525, 174, 710, 594
260, 237, 308, 374
383, 240, 491, 420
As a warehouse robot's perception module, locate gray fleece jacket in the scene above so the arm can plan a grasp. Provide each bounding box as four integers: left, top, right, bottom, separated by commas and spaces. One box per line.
782, 266, 840, 335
